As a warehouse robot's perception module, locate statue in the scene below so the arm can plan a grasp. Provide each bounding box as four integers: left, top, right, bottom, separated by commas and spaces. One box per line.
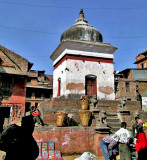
99, 108, 107, 124
117, 96, 126, 111
89, 95, 98, 109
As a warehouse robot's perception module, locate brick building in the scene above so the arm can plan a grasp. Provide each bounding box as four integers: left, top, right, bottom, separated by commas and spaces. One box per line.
115, 50, 147, 101
134, 50, 147, 69
25, 70, 53, 112
0, 45, 33, 125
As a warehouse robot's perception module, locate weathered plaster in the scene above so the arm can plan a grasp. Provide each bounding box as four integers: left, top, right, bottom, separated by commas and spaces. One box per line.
99, 86, 114, 95
66, 83, 85, 91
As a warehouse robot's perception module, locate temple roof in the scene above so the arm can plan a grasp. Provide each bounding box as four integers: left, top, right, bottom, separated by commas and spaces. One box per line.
60, 9, 103, 43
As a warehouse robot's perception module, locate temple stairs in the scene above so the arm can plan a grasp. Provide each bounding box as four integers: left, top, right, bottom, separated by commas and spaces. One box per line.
106, 110, 121, 134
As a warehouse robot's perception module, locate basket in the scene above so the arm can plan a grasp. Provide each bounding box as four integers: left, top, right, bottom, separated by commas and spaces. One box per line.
56, 111, 66, 127
80, 96, 89, 110
78, 110, 91, 126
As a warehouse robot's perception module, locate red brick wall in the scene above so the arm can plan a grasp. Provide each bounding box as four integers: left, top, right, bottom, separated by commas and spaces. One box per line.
33, 127, 98, 154
39, 98, 81, 109
39, 99, 141, 127
40, 109, 81, 126
1, 76, 26, 124
136, 54, 147, 69
39, 98, 141, 110
93, 134, 109, 156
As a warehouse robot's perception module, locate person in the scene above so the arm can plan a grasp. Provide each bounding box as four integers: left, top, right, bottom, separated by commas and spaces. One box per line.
132, 116, 140, 139
99, 135, 118, 160
112, 122, 131, 160
135, 119, 147, 160
30, 106, 47, 127
0, 115, 39, 160
65, 114, 78, 126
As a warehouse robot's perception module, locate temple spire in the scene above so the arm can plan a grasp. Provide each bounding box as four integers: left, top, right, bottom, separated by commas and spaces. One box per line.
75, 8, 88, 24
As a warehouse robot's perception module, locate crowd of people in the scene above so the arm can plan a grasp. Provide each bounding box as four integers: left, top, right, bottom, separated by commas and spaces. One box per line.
100, 116, 147, 160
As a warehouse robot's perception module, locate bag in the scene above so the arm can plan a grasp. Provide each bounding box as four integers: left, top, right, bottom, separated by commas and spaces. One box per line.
74, 152, 96, 160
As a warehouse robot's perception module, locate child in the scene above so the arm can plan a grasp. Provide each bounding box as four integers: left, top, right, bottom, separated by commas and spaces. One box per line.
30, 106, 46, 127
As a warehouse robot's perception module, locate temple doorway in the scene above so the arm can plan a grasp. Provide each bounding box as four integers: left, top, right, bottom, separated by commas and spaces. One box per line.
85, 75, 97, 96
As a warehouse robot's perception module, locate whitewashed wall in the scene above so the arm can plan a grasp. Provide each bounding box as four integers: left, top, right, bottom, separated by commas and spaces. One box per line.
53, 60, 67, 97
53, 58, 115, 100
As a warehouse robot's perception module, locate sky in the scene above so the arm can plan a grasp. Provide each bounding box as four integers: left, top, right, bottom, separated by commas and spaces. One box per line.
0, 0, 147, 75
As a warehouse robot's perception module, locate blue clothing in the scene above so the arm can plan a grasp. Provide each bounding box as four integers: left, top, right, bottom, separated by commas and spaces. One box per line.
99, 139, 112, 160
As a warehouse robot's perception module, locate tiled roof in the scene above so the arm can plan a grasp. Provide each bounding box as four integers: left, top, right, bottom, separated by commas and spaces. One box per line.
0, 45, 33, 75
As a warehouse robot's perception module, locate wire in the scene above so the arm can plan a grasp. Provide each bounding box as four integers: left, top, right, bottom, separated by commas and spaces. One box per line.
0, 2, 74, 9
0, 1, 147, 10
0, 24, 147, 39
0, 25, 60, 35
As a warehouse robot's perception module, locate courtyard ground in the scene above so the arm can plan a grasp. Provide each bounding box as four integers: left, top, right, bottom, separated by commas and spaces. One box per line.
62, 155, 120, 160
0, 151, 121, 160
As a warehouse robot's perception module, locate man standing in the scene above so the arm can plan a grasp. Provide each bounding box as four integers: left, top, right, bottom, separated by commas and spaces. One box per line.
132, 116, 139, 139
112, 122, 131, 160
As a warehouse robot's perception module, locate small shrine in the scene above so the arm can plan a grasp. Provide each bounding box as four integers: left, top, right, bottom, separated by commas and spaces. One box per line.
50, 9, 117, 100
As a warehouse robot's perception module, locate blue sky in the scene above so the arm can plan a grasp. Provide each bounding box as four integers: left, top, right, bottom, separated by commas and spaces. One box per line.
0, 0, 147, 75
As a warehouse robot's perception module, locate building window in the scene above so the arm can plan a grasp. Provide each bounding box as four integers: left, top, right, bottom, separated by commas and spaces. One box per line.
35, 103, 38, 108
25, 102, 31, 112
115, 81, 119, 93
125, 82, 130, 92
35, 90, 41, 98
0, 75, 12, 98
141, 63, 145, 68
0, 58, 2, 65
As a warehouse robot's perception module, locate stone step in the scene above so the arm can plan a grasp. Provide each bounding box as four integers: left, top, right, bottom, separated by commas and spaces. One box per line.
106, 110, 117, 113
106, 118, 120, 123
107, 116, 118, 119
106, 112, 117, 116
107, 123, 121, 127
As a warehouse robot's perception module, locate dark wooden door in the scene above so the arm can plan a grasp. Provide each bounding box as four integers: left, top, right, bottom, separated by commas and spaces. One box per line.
86, 77, 97, 96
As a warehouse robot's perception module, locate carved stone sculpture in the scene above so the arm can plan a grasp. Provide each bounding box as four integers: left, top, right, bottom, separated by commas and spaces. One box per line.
99, 108, 107, 124
89, 95, 98, 109
117, 96, 126, 110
